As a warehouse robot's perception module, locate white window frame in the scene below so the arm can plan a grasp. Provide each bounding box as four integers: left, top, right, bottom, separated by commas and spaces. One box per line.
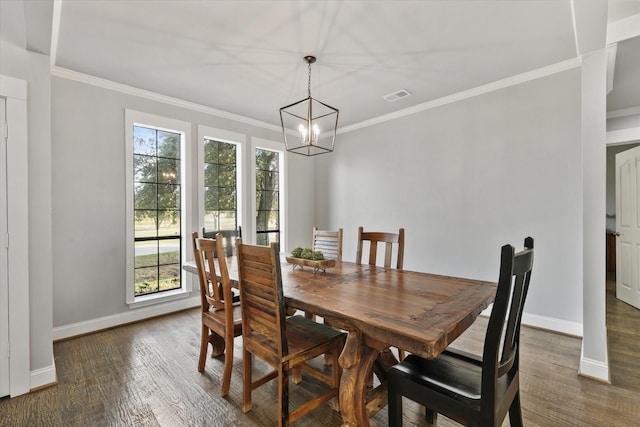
251, 137, 287, 250
125, 109, 192, 307
197, 125, 246, 239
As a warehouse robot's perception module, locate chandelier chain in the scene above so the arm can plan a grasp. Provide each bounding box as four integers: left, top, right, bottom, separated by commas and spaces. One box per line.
307, 61, 312, 98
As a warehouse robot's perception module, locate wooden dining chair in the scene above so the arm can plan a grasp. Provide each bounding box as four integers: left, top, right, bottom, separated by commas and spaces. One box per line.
193, 231, 239, 303
312, 227, 343, 261
202, 225, 242, 257
192, 232, 243, 397
387, 237, 534, 427
356, 226, 404, 270
235, 239, 346, 426
356, 226, 406, 360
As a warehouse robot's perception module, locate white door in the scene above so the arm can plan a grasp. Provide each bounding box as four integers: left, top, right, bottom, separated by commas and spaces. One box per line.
0, 97, 9, 398
615, 145, 640, 310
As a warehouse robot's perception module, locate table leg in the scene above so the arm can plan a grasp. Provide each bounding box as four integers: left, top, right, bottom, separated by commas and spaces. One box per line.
338, 330, 382, 427
209, 332, 225, 357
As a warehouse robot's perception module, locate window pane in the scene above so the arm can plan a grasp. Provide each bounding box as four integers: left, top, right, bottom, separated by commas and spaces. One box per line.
219, 187, 236, 210
219, 165, 236, 187
135, 267, 159, 296
204, 163, 218, 186
219, 142, 236, 164
219, 211, 236, 230
158, 215, 180, 237
135, 213, 157, 239
159, 239, 180, 264
204, 211, 220, 231
158, 184, 180, 210
204, 138, 219, 163
135, 241, 158, 268
204, 187, 219, 210
159, 264, 181, 292
157, 130, 180, 159
133, 126, 157, 156
134, 154, 156, 183
158, 158, 179, 183
135, 183, 157, 209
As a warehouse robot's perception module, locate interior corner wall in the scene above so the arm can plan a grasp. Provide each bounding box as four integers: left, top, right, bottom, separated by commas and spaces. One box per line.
0, 41, 55, 387
315, 67, 584, 331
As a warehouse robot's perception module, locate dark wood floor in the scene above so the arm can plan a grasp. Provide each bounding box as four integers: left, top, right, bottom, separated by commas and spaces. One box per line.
1, 278, 639, 426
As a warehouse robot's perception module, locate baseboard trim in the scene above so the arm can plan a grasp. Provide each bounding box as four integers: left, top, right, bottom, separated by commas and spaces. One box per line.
52, 296, 200, 341
480, 306, 583, 337
521, 312, 583, 337
579, 347, 611, 383
30, 357, 57, 392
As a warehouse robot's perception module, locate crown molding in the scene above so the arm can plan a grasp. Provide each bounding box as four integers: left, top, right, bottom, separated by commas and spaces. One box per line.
338, 57, 582, 135
607, 106, 640, 119
50, 66, 282, 133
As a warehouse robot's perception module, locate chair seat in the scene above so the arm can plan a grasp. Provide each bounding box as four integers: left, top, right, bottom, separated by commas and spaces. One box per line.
284, 315, 345, 357
391, 351, 483, 401
203, 303, 243, 335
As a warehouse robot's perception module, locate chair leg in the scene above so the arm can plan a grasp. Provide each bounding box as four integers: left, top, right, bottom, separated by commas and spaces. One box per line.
387, 380, 403, 427
242, 350, 253, 413
278, 364, 290, 427
220, 336, 233, 397
198, 325, 209, 372
292, 366, 302, 384
508, 392, 524, 427
425, 408, 437, 426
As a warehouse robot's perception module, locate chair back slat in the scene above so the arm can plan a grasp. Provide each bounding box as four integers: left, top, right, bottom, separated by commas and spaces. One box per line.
482, 237, 534, 403
202, 226, 242, 257
312, 227, 343, 261
356, 226, 405, 269
237, 239, 288, 358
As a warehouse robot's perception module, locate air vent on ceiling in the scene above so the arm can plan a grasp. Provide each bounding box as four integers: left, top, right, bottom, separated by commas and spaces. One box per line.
382, 89, 412, 103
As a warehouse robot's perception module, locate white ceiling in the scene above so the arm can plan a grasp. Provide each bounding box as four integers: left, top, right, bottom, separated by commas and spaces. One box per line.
5, 0, 640, 128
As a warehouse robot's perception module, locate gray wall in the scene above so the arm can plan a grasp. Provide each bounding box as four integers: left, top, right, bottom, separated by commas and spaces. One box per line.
51, 76, 315, 328
315, 68, 584, 327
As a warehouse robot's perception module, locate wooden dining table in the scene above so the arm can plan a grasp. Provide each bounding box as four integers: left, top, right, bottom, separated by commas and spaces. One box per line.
184, 257, 496, 427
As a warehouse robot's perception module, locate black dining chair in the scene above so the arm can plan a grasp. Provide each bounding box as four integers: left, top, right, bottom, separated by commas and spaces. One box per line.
387, 237, 534, 427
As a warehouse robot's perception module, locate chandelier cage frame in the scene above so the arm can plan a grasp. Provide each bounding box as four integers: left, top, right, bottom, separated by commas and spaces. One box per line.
279, 56, 339, 156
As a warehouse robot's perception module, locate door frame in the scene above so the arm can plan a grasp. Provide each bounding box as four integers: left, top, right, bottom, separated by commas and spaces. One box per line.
0, 75, 31, 397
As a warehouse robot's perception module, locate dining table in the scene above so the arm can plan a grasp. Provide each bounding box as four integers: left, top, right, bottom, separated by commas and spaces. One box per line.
184, 256, 496, 427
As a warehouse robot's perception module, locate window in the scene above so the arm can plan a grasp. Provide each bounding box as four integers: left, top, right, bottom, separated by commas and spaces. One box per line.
255, 147, 282, 246
198, 126, 245, 243
203, 138, 238, 231
126, 110, 191, 306
133, 126, 181, 296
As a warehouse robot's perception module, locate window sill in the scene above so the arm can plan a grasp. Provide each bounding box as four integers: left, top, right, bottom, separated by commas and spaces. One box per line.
128, 288, 193, 309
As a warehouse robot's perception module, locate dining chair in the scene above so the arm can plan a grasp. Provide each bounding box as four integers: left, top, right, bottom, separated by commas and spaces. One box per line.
192, 232, 243, 397
387, 237, 534, 427
356, 226, 406, 360
356, 226, 404, 270
193, 231, 239, 303
235, 239, 346, 426
202, 225, 242, 257
312, 227, 343, 261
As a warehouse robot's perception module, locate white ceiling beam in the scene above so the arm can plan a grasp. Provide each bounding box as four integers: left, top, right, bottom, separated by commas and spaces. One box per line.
607, 13, 640, 44
571, 0, 608, 56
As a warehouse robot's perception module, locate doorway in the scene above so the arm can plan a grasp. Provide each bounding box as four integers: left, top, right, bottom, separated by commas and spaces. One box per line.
606, 140, 640, 389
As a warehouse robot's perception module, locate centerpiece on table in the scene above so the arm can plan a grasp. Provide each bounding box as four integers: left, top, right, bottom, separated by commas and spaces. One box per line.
286, 247, 336, 273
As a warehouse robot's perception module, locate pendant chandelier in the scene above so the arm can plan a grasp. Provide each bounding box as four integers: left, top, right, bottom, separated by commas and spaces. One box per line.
280, 55, 339, 156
